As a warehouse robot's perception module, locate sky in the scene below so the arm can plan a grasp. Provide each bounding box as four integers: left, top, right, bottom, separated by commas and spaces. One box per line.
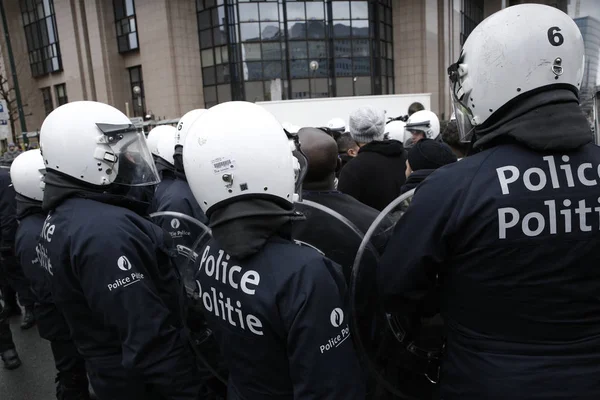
567, 0, 600, 85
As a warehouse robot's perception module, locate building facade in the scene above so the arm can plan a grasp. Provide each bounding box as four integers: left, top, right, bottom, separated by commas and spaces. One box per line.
0, 0, 568, 141
574, 16, 600, 117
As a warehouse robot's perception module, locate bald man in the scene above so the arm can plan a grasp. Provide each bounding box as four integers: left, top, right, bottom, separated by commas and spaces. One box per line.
294, 128, 390, 282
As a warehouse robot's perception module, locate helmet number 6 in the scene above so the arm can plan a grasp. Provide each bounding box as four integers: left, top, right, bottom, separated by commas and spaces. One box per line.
547, 27, 564, 47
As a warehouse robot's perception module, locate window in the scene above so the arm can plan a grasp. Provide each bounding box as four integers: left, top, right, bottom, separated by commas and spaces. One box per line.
461, 0, 484, 45
19, 0, 62, 77
129, 66, 145, 117
41, 87, 53, 115
196, 0, 393, 104
55, 84, 67, 106
113, 0, 139, 52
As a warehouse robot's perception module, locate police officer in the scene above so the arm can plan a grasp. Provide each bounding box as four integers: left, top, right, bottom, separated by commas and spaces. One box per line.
377, 5, 600, 399
0, 161, 35, 329
184, 101, 366, 399
11, 150, 90, 398
38, 101, 203, 400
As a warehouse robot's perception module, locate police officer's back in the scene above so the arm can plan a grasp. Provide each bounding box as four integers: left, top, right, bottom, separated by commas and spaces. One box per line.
377, 5, 600, 399
184, 101, 366, 399
38, 101, 202, 400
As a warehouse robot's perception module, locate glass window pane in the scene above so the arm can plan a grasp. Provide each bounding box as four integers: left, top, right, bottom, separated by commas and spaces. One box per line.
217, 84, 231, 102
306, 20, 325, 39
351, 1, 369, 19
205, 0, 215, 8
199, 29, 213, 48
286, 3, 305, 21
380, 58, 387, 76
242, 42, 261, 61
290, 60, 308, 78
221, 46, 229, 63
291, 79, 309, 99
203, 66, 216, 85
386, 8, 392, 24
212, 6, 225, 25
353, 57, 370, 76
262, 42, 281, 60
129, 17, 136, 33
335, 58, 352, 76
204, 86, 217, 103
213, 27, 226, 46
261, 21, 280, 40
288, 21, 306, 40
306, 2, 324, 20
259, 2, 278, 21
125, 0, 134, 16
197, 0, 204, 12
386, 25, 392, 42
352, 39, 369, 57
387, 59, 394, 76
355, 76, 372, 95
311, 59, 328, 78
308, 41, 327, 59
332, 2, 350, 19
263, 61, 282, 79
352, 20, 369, 37
289, 41, 307, 59
129, 32, 138, 49
334, 40, 351, 58
333, 21, 351, 38
245, 61, 262, 80
387, 43, 393, 60
312, 78, 329, 98
245, 81, 264, 101
130, 67, 140, 83
388, 77, 394, 94
238, 3, 258, 22
201, 49, 214, 67
336, 77, 353, 97
198, 10, 211, 28
240, 22, 260, 41
216, 65, 226, 83
215, 46, 223, 64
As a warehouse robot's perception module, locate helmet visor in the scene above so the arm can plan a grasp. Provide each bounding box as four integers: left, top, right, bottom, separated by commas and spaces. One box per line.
450, 91, 476, 143
96, 123, 160, 186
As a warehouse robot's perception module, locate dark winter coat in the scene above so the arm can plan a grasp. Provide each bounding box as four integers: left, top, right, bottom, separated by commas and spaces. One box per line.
337, 140, 407, 211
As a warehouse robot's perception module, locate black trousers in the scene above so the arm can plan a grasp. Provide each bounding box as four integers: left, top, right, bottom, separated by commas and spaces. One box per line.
0, 251, 34, 308
0, 310, 15, 353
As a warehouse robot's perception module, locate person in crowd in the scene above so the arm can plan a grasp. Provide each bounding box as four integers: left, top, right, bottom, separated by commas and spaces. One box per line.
2, 143, 22, 165
0, 160, 35, 330
12, 150, 91, 399
408, 102, 425, 116
441, 120, 469, 159
38, 101, 204, 400
295, 127, 390, 281
405, 110, 441, 145
184, 101, 366, 400
338, 105, 407, 211
335, 132, 359, 176
378, 5, 600, 399
402, 139, 457, 194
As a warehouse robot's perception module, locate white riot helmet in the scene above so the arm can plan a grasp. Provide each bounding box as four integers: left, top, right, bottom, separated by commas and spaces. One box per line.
405, 110, 440, 140
448, 4, 585, 141
183, 101, 295, 215
40, 101, 160, 187
154, 127, 176, 166
327, 117, 346, 133
10, 149, 45, 201
175, 109, 207, 149
385, 120, 406, 142
147, 126, 175, 157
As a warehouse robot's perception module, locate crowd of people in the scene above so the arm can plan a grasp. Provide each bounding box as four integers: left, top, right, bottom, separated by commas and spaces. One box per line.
1, 4, 599, 400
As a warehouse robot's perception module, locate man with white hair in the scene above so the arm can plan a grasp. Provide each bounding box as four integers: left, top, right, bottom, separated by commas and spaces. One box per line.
337, 105, 407, 211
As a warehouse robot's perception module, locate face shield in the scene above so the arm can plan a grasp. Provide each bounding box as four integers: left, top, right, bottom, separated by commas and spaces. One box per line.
448, 56, 476, 143
96, 123, 160, 186
404, 121, 429, 141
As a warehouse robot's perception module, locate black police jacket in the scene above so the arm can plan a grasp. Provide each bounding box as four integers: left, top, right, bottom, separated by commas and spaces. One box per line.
195, 233, 366, 399
0, 168, 17, 250
149, 172, 207, 223
377, 90, 600, 399
39, 186, 202, 398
